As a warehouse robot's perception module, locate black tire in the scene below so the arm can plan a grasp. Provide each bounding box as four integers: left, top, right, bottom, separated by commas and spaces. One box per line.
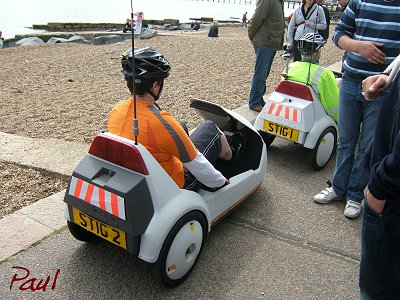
259, 131, 276, 147
67, 220, 99, 242
152, 211, 207, 287
310, 127, 337, 171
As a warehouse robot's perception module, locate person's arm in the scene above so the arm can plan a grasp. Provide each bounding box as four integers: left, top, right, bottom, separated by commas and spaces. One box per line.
365, 190, 386, 213
337, 36, 385, 65
305, 6, 326, 30
367, 131, 400, 211
184, 153, 227, 188
286, 10, 298, 47
362, 74, 389, 100
332, 0, 385, 64
362, 55, 400, 100
160, 113, 228, 189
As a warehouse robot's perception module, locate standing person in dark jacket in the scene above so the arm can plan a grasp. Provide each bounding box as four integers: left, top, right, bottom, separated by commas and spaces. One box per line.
359, 54, 400, 300
242, 12, 248, 28
247, 0, 285, 112
313, 0, 400, 219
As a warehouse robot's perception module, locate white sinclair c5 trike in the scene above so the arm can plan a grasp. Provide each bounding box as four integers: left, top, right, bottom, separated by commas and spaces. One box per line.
63, 98, 267, 286
255, 34, 339, 171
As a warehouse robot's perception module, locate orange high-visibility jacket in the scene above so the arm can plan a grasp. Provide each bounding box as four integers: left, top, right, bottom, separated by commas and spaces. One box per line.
108, 98, 198, 188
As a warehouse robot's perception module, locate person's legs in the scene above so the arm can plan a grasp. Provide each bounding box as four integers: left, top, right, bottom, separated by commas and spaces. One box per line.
360, 199, 400, 299
292, 40, 302, 62
359, 201, 383, 299
346, 94, 383, 202
135, 22, 142, 33
248, 45, 276, 110
184, 120, 234, 191
184, 121, 222, 191
190, 120, 223, 163
331, 74, 363, 198
219, 130, 233, 161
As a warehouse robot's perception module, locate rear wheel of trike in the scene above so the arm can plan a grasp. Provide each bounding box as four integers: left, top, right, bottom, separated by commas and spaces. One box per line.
310, 127, 337, 171
153, 211, 207, 287
259, 131, 276, 147
67, 220, 99, 242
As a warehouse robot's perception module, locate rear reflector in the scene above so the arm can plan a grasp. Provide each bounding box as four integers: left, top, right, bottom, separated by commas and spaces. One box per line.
275, 81, 313, 101
89, 134, 148, 175
68, 176, 126, 220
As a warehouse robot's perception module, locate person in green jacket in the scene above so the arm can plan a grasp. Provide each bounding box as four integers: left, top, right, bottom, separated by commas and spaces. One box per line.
247, 0, 285, 112
284, 32, 339, 121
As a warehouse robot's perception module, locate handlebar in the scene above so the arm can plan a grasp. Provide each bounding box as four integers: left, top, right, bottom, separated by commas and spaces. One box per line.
280, 49, 293, 60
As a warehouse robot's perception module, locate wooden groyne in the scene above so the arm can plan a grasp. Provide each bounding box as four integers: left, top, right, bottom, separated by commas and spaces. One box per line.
32, 19, 181, 32
31, 18, 241, 33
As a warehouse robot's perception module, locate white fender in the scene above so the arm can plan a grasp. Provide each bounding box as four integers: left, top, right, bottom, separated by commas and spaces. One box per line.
138, 191, 210, 263
303, 115, 337, 150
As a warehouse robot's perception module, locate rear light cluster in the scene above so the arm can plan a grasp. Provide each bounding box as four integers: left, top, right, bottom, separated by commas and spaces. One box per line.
275, 81, 313, 101
89, 135, 148, 175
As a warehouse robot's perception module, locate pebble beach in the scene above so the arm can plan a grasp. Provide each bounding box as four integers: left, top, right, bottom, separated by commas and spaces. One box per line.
0, 26, 343, 142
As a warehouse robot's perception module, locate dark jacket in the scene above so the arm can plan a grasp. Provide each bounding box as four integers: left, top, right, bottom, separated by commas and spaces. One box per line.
248, 0, 285, 51
364, 70, 400, 202
319, 5, 330, 40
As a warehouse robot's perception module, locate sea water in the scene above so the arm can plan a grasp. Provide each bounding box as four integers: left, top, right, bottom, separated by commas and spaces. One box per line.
0, 0, 299, 39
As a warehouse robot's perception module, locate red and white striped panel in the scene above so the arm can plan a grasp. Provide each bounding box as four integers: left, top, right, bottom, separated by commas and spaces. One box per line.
68, 176, 126, 220
265, 102, 301, 123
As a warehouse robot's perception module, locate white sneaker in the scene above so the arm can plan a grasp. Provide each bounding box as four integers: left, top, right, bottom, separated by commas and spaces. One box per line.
344, 200, 362, 219
313, 187, 344, 204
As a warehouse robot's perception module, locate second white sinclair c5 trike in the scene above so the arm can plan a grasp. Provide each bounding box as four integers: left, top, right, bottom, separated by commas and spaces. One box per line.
254, 34, 339, 171
63, 12, 268, 286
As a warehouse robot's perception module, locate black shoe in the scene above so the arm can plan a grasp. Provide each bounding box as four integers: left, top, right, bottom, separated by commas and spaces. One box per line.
229, 132, 245, 162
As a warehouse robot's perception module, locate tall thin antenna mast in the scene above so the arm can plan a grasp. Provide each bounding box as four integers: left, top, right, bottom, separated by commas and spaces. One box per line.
306, 4, 319, 86
131, 0, 139, 145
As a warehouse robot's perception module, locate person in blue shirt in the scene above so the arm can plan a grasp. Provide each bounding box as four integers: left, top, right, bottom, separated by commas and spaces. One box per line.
313, 0, 400, 219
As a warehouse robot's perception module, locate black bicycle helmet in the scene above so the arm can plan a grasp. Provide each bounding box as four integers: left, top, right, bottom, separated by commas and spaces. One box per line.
298, 33, 325, 56
121, 47, 171, 81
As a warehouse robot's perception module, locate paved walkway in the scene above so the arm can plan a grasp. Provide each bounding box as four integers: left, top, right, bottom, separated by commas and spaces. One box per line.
0, 132, 89, 261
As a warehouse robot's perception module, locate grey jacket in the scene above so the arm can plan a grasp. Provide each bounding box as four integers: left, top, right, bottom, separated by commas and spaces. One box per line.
248, 0, 285, 51
287, 4, 327, 46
